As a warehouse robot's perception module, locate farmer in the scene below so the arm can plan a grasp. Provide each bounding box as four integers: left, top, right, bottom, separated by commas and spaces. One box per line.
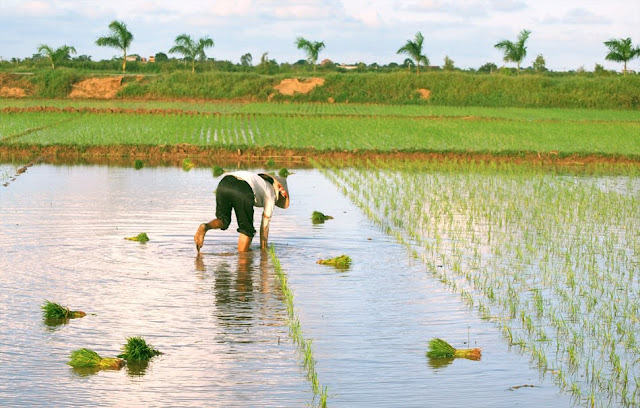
194, 171, 290, 252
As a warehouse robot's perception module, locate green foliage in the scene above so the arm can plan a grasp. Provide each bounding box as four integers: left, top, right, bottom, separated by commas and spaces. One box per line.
118, 336, 162, 361
41, 300, 85, 319
69, 348, 124, 369
426, 338, 456, 358
182, 158, 194, 171
317, 255, 351, 268
31, 69, 79, 98
295, 37, 325, 72
134, 159, 144, 169
494, 29, 531, 73
96, 20, 134, 72
212, 165, 225, 176
312, 211, 333, 224
125, 232, 149, 242
169, 34, 214, 73
278, 168, 290, 178
397, 32, 429, 74
604, 37, 640, 75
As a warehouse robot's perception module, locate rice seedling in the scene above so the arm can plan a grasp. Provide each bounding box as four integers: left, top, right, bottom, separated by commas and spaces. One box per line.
133, 159, 144, 170
322, 160, 640, 406
278, 168, 291, 178
117, 336, 162, 361
311, 211, 333, 224
426, 338, 482, 360
269, 246, 328, 407
212, 165, 225, 177
68, 348, 124, 370
182, 158, 195, 171
124, 233, 149, 243
265, 158, 276, 168
41, 300, 86, 319
316, 255, 351, 269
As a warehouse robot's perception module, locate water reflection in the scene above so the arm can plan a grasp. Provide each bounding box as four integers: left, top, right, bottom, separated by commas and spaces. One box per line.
196, 251, 273, 331
426, 356, 455, 370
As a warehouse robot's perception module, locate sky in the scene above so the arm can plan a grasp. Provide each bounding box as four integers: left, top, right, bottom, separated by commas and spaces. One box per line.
1, 0, 639, 72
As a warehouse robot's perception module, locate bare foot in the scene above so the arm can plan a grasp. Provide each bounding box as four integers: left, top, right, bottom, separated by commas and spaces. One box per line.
194, 223, 207, 252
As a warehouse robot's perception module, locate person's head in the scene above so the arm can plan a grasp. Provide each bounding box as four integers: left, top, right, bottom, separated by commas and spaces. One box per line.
273, 175, 289, 209
259, 173, 290, 209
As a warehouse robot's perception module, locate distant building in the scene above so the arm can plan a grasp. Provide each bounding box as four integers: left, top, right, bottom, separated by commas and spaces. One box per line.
148, 56, 155, 63
338, 64, 358, 70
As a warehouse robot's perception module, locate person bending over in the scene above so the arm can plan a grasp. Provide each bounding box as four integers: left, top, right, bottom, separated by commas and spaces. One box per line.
194, 171, 290, 252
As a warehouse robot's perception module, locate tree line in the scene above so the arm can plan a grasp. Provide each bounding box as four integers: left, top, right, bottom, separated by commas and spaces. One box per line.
22, 20, 640, 76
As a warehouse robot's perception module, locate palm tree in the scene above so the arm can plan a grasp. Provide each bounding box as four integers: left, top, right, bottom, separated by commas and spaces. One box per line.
295, 37, 325, 73
397, 32, 429, 75
37, 44, 76, 69
604, 37, 640, 75
169, 34, 214, 73
494, 29, 531, 74
96, 20, 134, 72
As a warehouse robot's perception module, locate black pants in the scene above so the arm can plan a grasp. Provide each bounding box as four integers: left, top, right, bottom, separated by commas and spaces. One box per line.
215, 175, 256, 238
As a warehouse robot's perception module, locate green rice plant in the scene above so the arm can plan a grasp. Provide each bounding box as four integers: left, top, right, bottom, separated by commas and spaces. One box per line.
426, 338, 482, 360
134, 159, 144, 170
265, 158, 276, 168
278, 168, 291, 178
269, 246, 328, 407
41, 300, 86, 319
316, 255, 351, 269
311, 211, 333, 224
68, 348, 124, 369
212, 165, 225, 177
117, 336, 162, 361
124, 233, 149, 242
182, 158, 195, 171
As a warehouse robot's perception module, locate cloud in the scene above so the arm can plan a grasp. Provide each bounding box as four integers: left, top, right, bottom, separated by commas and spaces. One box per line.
541, 8, 610, 25
12, 0, 58, 17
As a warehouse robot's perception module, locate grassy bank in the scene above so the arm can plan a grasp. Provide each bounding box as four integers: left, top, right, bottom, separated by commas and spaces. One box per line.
2, 70, 640, 109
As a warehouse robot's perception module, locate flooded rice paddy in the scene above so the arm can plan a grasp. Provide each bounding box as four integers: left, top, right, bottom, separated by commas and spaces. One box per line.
1, 162, 635, 406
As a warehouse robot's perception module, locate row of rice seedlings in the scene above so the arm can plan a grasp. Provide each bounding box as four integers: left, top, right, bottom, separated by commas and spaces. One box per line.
320, 160, 640, 407
5, 110, 639, 156
5, 99, 639, 123
268, 246, 328, 407
0, 112, 78, 141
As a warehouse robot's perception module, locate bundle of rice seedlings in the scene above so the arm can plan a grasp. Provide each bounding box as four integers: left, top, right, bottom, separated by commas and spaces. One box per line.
212, 165, 225, 177
124, 233, 149, 242
278, 168, 291, 178
426, 338, 481, 360
265, 159, 276, 169
134, 159, 144, 170
316, 255, 352, 269
68, 348, 124, 369
312, 211, 334, 224
118, 336, 162, 361
41, 300, 86, 319
182, 158, 195, 171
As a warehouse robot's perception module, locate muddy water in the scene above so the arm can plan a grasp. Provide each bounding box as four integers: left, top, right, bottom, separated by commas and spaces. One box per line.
0, 164, 571, 407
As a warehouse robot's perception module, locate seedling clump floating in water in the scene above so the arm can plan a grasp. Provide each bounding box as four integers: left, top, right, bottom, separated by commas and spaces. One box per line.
312, 211, 334, 224
317, 255, 352, 269
265, 159, 276, 169
134, 159, 144, 170
125, 233, 149, 243
68, 348, 124, 370
41, 300, 86, 319
212, 165, 225, 177
182, 158, 195, 171
426, 338, 481, 360
118, 336, 162, 361
278, 168, 291, 178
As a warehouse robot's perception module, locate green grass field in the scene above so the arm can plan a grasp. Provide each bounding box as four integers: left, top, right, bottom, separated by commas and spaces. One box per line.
1, 100, 639, 158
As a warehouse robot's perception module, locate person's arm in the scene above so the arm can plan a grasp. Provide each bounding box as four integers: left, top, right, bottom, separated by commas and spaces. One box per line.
260, 197, 275, 250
